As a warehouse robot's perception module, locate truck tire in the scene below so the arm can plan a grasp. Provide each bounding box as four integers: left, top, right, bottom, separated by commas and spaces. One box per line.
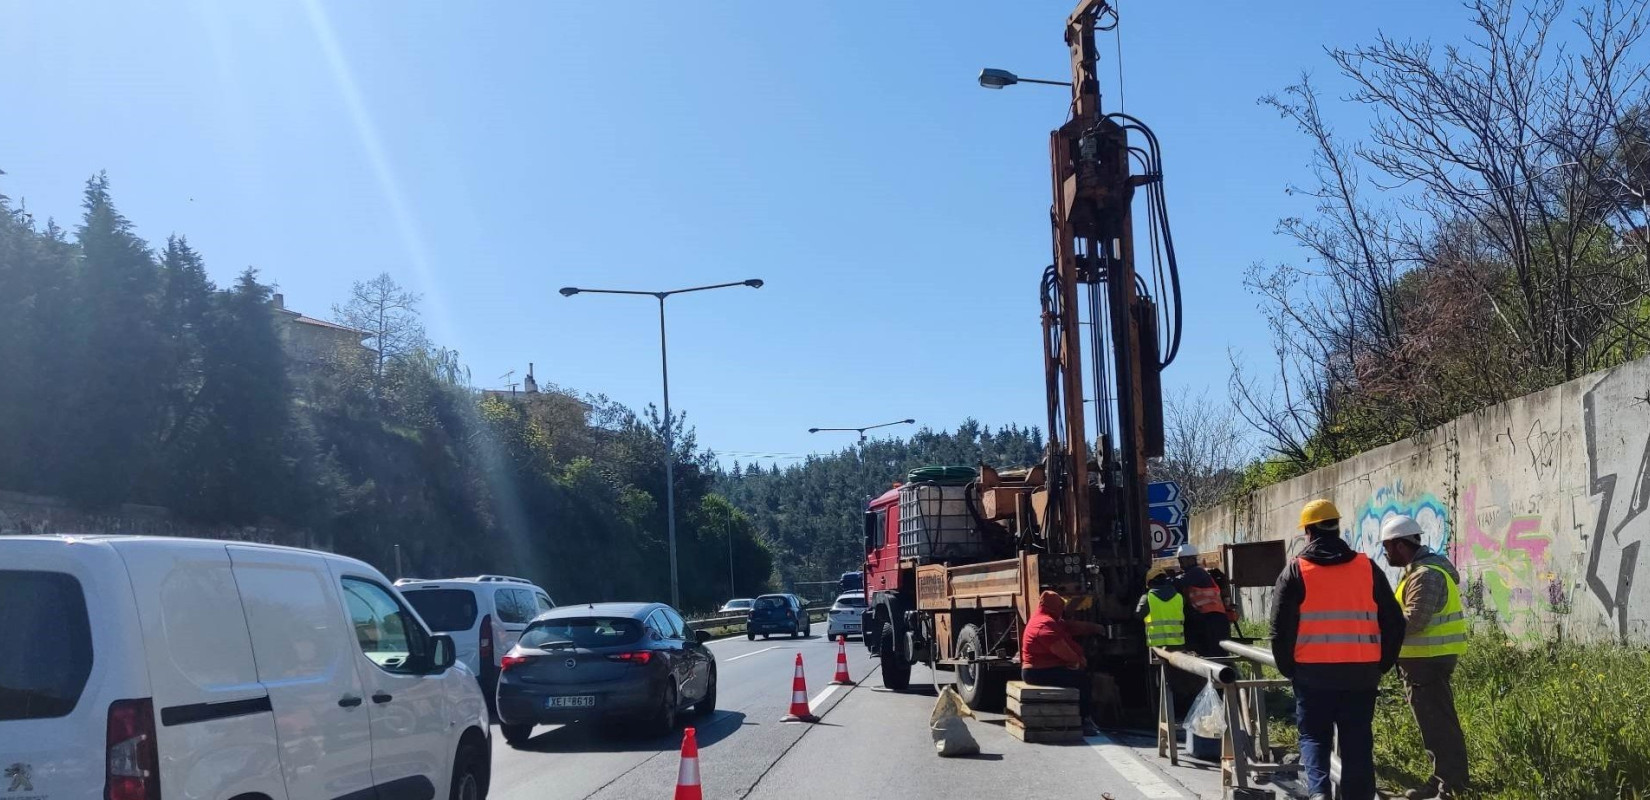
879, 622, 911, 691
954, 623, 1006, 711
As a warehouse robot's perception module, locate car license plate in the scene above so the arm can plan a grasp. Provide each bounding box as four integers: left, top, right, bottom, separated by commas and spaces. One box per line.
547, 695, 595, 709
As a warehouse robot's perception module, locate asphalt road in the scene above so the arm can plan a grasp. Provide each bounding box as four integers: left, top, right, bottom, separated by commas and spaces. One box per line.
488, 631, 1221, 800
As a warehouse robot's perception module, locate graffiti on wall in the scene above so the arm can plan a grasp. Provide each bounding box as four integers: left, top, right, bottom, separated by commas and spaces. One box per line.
1457, 484, 1566, 632
1583, 370, 1650, 640
1351, 481, 1451, 569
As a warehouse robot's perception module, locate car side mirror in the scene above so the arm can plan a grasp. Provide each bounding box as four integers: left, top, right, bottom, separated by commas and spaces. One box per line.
694, 629, 712, 645
430, 634, 456, 672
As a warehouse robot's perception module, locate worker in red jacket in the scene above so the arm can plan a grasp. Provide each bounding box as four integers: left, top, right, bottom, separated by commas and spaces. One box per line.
1021, 589, 1104, 736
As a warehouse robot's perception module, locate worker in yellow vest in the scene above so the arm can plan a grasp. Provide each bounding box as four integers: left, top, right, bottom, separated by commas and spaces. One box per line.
1136, 566, 1186, 649
1381, 515, 1469, 800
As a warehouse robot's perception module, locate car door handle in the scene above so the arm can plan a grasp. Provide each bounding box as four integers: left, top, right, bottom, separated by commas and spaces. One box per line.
371, 692, 393, 704
338, 695, 363, 708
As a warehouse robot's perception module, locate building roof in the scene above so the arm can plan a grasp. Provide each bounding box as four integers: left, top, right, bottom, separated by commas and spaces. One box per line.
293, 314, 369, 337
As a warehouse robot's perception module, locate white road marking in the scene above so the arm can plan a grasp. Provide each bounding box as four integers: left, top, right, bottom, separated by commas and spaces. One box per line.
725, 646, 783, 662
807, 683, 841, 714
1084, 733, 1188, 799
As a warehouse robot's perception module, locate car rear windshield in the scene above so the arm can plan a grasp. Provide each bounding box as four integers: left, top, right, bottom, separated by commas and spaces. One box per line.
519, 616, 643, 649
754, 595, 788, 609
0, 570, 93, 721
833, 596, 867, 608
403, 588, 479, 632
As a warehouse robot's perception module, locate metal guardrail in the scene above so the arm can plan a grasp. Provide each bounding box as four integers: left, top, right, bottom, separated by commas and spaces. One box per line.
1151, 643, 1305, 800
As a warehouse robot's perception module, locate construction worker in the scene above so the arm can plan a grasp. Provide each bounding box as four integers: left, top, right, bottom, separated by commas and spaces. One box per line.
1021, 589, 1103, 736
1270, 499, 1405, 800
1173, 543, 1231, 656
1381, 515, 1469, 799
1136, 567, 1186, 650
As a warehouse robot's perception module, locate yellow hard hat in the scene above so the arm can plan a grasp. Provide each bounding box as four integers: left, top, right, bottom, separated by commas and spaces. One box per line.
1299, 499, 1341, 528
1145, 566, 1169, 585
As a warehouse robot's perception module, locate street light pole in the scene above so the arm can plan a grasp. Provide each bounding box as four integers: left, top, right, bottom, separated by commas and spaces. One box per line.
559, 279, 764, 610
808, 419, 916, 443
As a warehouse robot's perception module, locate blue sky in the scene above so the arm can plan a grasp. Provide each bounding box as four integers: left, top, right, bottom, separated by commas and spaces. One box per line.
2, 0, 1464, 466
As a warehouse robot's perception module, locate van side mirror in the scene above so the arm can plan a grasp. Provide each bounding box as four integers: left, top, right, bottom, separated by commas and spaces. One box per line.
430, 634, 457, 672
694, 629, 712, 645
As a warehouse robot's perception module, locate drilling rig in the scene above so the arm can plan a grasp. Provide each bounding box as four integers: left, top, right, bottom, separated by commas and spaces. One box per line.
861, 0, 1183, 714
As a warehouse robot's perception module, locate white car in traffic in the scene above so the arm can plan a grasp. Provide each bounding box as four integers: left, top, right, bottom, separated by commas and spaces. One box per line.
825, 591, 867, 639
1, 535, 492, 800
397, 574, 555, 712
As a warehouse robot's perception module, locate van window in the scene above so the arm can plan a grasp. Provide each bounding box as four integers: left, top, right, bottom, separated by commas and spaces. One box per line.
403, 589, 479, 632
0, 571, 92, 721
533, 592, 555, 615
342, 578, 428, 674
494, 588, 531, 624
234, 562, 344, 682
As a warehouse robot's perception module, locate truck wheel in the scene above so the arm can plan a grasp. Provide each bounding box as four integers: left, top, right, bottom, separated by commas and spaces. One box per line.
879, 622, 911, 691
954, 623, 1006, 711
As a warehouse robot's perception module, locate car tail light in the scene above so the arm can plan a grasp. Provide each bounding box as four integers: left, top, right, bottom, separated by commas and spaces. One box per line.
480, 614, 494, 667
500, 654, 532, 671
605, 651, 653, 665
106, 698, 160, 800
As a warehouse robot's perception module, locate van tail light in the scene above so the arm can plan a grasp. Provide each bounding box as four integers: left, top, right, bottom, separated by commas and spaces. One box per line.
606, 651, 654, 665
480, 614, 494, 667
106, 698, 160, 800
500, 655, 532, 671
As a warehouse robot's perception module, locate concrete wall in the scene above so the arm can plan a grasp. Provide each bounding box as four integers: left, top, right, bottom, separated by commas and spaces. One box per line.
0, 489, 323, 549
1192, 353, 1650, 644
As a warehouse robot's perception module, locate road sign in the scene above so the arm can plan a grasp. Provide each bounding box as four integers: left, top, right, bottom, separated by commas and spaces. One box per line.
1148, 480, 1188, 557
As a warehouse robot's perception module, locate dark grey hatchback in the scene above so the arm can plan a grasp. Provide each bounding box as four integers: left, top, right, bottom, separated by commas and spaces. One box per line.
494, 602, 716, 745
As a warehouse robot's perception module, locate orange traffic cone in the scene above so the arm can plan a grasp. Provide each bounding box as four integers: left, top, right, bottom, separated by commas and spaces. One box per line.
831, 635, 854, 685
781, 652, 819, 722
674, 727, 702, 800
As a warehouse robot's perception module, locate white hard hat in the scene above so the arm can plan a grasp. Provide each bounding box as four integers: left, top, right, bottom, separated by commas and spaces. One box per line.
1175, 543, 1200, 558
1380, 515, 1425, 543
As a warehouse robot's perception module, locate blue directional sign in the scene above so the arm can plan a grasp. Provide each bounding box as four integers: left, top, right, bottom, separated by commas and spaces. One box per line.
1148, 480, 1189, 556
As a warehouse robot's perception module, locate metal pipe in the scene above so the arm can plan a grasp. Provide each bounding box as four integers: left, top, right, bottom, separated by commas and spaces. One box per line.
1152, 647, 1236, 685
1221, 640, 1277, 668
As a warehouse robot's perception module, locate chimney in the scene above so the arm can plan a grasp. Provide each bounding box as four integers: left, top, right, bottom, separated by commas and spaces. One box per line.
273, 293, 285, 310
523, 362, 539, 394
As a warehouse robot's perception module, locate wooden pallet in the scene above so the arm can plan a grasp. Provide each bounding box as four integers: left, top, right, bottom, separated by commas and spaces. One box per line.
1006, 681, 1079, 703
1005, 715, 1083, 743
1007, 695, 1080, 721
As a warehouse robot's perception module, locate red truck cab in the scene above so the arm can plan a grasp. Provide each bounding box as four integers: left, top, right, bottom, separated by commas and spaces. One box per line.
862, 486, 904, 596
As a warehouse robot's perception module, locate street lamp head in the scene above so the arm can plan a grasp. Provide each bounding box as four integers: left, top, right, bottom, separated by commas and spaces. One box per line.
558, 287, 581, 297
979, 68, 1019, 89
744, 279, 765, 289
808, 428, 821, 434
902, 418, 916, 425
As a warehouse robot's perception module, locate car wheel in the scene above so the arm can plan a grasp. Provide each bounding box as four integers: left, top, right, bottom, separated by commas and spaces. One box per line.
500, 723, 533, 747
879, 622, 911, 691
747, 632, 755, 641
449, 739, 486, 800
694, 669, 718, 716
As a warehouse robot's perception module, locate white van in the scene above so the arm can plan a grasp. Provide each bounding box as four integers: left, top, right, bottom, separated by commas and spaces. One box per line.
396, 575, 554, 710
0, 535, 492, 800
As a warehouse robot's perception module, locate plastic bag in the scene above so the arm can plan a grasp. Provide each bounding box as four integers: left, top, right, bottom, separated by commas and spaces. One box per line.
929, 686, 981, 757
1185, 680, 1227, 739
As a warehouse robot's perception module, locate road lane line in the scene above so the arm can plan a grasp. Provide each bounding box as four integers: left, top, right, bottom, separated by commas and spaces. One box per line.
1085, 733, 1188, 799
725, 646, 782, 662
806, 683, 840, 715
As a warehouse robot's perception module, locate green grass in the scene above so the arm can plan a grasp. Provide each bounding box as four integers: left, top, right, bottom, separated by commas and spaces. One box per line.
1235, 625, 1650, 799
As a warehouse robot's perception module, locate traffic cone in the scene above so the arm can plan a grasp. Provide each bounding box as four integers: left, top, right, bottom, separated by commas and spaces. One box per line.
674, 727, 702, 800
831, 635, 854, 685
780, 652, 819, 722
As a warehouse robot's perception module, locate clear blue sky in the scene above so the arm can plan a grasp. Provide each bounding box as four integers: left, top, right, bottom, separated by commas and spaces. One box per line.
2, 0, 1462, 466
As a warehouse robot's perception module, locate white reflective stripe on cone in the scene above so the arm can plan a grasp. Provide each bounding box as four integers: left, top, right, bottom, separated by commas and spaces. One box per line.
678, 759, 700, 786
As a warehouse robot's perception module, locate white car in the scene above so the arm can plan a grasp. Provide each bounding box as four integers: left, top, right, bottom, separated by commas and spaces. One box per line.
826, 591, 868, 639
397, 575, 555, 711
1, 535, 492, 800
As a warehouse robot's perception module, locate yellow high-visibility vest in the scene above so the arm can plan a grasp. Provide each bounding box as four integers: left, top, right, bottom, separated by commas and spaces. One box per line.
1145, 591, 1186, 647
1396, 563, 1468, 658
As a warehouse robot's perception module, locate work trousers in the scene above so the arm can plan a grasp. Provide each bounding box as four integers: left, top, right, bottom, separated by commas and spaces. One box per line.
1294, 683, 1378, 800
1189, 611, 1231, 657
1399, 658, 1469, 792
1022, 667, 1091, 720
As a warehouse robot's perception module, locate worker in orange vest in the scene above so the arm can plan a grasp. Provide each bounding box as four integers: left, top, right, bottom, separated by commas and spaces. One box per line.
1172, 543, 1231, 656
1269, 500, 1406, 800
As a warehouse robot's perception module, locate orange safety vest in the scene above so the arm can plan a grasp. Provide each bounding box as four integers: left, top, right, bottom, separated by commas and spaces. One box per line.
1185, 584, 1226, 616
1294, 554, 1381, 664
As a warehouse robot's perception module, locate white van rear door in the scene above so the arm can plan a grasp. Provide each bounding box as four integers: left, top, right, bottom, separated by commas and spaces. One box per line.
115, 540, 285, 800
0, 538, 131, 800
228, 545, 375, 800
